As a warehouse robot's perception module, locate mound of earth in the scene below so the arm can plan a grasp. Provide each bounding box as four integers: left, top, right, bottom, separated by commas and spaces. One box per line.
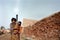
23, 12, 60, 40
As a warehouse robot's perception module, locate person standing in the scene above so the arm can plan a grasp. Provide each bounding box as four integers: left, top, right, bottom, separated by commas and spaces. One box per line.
15, 21, 23, 40
10, 18, 18, 40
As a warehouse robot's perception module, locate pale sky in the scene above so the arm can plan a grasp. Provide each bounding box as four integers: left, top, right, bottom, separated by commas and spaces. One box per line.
0, 0, 60, 28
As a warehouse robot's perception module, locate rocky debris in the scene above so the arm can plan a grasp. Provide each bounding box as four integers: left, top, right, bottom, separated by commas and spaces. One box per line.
0, 33, 11, 40
23, 12, 60, 40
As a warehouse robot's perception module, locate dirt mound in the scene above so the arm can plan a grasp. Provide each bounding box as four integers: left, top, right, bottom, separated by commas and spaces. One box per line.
23, 12, 60, 40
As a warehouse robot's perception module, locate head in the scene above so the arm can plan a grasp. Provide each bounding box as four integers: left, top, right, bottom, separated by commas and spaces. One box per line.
18, 21, 22, 26
11, 18, 17, 23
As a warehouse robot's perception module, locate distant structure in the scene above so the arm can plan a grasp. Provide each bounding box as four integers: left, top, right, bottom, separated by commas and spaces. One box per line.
23, 18, 38, 27
16, 14, 18, 21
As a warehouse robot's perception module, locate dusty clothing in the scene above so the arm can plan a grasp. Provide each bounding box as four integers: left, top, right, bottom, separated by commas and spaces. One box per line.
15, 23, 23, 34
10, 23, 16, 33
10, 22, 18, 40
11, 33, 18, 40
20, 27, 23, 33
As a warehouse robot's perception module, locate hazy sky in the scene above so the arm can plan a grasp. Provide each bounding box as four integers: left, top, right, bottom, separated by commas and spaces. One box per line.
0, 0, 60, 28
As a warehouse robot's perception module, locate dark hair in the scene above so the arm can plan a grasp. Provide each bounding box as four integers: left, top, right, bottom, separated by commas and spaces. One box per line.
18, 21, 21, 26
11, 18, 17, 22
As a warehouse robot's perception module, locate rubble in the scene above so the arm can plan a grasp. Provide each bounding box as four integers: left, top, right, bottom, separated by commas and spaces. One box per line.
23, 12, 60, 40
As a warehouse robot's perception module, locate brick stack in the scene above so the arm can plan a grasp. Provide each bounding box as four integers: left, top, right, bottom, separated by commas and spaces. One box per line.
23, 12, 60, 40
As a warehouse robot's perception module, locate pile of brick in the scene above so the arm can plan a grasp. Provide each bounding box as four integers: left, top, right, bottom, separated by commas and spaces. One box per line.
23, 12, 60, 40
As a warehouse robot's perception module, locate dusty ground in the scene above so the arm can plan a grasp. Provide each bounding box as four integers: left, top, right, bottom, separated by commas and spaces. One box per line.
0, 33, 34, 40
0, 33, 11, 40
0, 33, 30, 40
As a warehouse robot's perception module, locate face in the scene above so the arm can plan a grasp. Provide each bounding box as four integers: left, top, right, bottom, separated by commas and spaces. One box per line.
12, 20, 16, 23
18, 23, 21, 26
